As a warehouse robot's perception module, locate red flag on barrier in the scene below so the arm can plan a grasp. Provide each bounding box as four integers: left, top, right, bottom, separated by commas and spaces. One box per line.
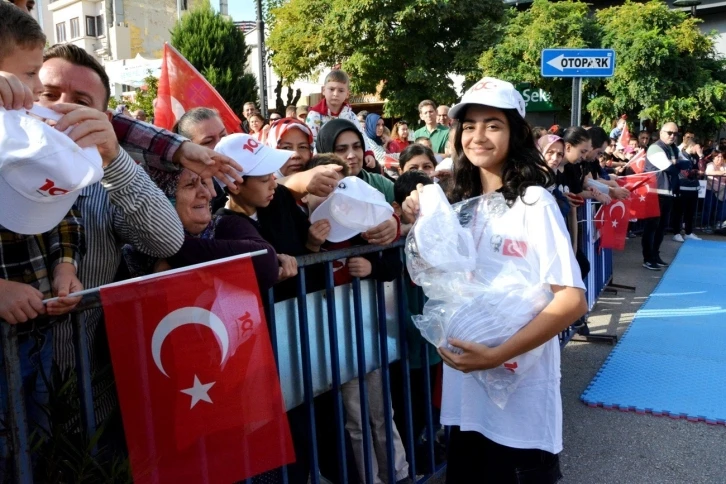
595, 197, 632, 250
155, 43, 242, 135
616, 172, 660, 219
100, 255, 294, 484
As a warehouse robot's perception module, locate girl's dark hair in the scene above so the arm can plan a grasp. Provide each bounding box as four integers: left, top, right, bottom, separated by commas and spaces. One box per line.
562, 126, 590, 147
399, 144, 437, 170
448, 107, 553, 204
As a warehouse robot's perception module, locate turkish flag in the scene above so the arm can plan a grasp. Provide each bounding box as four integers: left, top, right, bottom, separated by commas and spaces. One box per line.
626, 149, 646, 174
595, 198, 632, 250
155, 43, 242, 135
100, 255, 294, 484
617, 172, 660, 219
618, 122, 631, 149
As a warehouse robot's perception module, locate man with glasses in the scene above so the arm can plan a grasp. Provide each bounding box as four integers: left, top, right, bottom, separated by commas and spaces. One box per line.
641, 122, 692, 270
269, 112, 282, 122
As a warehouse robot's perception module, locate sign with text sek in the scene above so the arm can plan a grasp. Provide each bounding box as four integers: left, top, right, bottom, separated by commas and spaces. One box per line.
541, 49, 615, 78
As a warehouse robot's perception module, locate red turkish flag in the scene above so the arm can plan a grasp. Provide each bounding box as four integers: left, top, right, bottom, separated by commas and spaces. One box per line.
100, 255, 294, 484
595, 198, 632, 250
617, 172, 660, 219
626, 149, 646, 174
618, 122, 631, 149
155, 43, 242, 135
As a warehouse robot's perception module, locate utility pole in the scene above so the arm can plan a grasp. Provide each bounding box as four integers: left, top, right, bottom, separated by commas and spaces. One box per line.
256, 0, 268, 118
220, 0, 228, 16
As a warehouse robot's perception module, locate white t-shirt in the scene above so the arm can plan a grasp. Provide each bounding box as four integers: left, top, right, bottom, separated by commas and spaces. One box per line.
440, 186, 585, 454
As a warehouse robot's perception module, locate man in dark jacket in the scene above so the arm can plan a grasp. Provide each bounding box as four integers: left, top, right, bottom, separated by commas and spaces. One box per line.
641, 122, 691, 270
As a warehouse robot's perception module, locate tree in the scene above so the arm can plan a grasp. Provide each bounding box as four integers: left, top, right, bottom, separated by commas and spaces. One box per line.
589, 0, 726, 135
478, 0, 600, 110
127, 72, 158, 118
273, 80, 301, 114
267, 0, 506, 120
170, 0, 258, 117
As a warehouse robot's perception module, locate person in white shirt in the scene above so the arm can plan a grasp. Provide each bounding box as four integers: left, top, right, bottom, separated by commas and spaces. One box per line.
402, 77, 587, 483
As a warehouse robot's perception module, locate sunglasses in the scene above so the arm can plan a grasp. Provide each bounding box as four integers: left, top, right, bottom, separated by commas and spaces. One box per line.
663, 130, 678, 136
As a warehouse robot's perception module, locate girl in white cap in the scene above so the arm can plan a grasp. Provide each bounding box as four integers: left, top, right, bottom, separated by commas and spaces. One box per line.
402, 77, 588, 483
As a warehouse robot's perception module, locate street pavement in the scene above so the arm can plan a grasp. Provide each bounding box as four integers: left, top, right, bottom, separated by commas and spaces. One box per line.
559, 233, 726, 484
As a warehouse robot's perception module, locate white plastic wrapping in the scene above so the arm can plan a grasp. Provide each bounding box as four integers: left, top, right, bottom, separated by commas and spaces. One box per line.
405, 185, 553, 408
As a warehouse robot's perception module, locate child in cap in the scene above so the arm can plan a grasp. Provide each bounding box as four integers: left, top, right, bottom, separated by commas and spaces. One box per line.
303, 154, 410, 484
0, 1, 86, 460
402, 77, 588, 482
305, 69, 386, 170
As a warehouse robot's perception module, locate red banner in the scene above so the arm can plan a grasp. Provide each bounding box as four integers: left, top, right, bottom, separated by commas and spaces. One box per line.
626, 149, 646, 174
155, 43, 242, 135
595, 197, 632, 250
100, 255, 294, 484
617, 172, 660, 219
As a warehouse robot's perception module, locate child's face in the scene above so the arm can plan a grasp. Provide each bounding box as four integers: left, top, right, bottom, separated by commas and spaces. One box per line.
324, 81, 348, 110
0, 45, 44, 100
305, 171, 344, 214
233, 174, 277, 210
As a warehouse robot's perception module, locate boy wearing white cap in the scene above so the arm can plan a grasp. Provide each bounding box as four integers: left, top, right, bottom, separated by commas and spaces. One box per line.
0, 3, 86, 462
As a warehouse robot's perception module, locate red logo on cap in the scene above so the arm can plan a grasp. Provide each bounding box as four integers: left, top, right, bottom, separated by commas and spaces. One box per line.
38, 179, 70, 196
470, 80, 497, 92
242, 138, 260, 153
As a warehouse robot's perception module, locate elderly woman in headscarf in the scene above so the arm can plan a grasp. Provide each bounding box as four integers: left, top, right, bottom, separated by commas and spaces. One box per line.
123, 167, 279, 291
265, 117, 315, 177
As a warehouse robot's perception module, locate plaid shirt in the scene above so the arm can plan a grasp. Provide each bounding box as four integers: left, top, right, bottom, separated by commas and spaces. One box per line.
0, 208, 85, 326
111, 114, 186, 171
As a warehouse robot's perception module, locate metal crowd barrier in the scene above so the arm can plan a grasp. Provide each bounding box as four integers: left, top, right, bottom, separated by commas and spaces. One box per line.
1, 219, 614, 483
695, 175, 726, 233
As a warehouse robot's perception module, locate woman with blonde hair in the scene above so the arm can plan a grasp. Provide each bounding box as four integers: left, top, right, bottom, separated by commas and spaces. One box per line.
387, 120, 411, 154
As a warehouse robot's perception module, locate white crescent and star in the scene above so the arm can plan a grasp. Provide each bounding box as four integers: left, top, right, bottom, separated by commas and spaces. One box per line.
152, 307, 230, 408
609, 201, 626, 220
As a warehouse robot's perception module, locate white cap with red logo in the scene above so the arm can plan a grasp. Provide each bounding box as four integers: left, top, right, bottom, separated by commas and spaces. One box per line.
448, 77, 526, 120
0, 105, 103, 235
215, 133, 294, 177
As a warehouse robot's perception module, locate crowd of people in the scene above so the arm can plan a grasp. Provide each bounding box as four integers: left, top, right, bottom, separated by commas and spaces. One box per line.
2, 1, 726, 483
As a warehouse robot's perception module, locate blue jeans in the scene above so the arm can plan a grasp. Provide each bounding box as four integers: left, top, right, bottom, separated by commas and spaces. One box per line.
0, 327, 53, 473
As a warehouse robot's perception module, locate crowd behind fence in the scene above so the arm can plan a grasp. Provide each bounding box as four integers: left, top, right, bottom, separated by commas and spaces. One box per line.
14, 188, 725, 482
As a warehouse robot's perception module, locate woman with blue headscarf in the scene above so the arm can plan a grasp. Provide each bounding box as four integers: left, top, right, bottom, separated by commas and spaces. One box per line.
364, 113, 386, 148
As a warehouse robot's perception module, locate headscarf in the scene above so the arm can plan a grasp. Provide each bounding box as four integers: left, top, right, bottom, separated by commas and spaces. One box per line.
364, 113, 383, 145
265, 117, 313, 149
538, 134, 563, 155
316, 119, 364, 154
147, 167, 183, 204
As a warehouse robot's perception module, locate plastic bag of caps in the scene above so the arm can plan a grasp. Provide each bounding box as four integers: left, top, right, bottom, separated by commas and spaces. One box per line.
405, 184, 553, 408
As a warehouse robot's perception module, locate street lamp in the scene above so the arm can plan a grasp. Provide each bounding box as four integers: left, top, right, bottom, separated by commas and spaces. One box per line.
256, 0, 268, 118
672, 0, 702, 16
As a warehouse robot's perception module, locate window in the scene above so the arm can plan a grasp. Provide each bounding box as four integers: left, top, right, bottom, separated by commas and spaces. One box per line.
96, 15, 104, 36
70, 17, 80, 39
86, 16, 97, 37
55, 22, 67, 43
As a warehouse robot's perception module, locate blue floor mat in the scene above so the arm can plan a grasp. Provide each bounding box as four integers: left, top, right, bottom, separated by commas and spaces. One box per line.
581, 240, 726, 425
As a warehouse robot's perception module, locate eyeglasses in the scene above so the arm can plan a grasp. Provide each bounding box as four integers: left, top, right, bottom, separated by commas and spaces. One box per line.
663, 130, 678, 136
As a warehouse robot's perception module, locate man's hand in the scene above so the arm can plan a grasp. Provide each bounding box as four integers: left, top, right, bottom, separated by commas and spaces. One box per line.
364, 154, 377, 169
362, 216, 398, 246
0, 71, 34, 110
610, 186, 630, 200
0, 279, 46, 324
51, 103, 120, 166
172, 141, 244, 195
307, 220, 331, 251
46, 263, 82, 316
277, 254, 298, 282
348, 257, 372, 278
590, 187, 612, 205
306, 165, 344, 198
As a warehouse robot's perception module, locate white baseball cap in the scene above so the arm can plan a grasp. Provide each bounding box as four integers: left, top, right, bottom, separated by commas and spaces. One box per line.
310, 176, 393, 243
215, 133, 294, 177
448, 77, 526, 120
0, 106, 103, 235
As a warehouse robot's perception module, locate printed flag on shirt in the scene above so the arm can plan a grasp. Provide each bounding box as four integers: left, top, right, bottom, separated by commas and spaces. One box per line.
626, 149, 647, 174
155, 43, 242, 135
100, 255, 294, 484
616, 172, 660, 219
595, 197, 632, 250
